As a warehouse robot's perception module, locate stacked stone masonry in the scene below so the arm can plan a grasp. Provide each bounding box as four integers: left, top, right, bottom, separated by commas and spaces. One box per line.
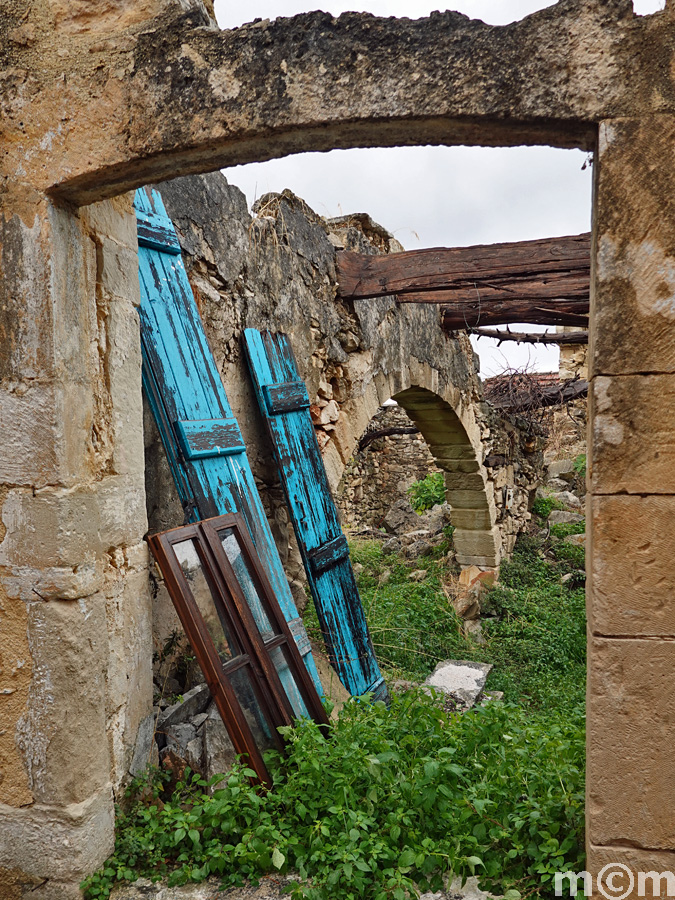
3, 0, 675, 896
147, 174, 533, 636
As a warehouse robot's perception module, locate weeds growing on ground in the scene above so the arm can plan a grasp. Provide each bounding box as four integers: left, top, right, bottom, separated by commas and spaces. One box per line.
84, 508, 586, 900
82, 691, 584, 900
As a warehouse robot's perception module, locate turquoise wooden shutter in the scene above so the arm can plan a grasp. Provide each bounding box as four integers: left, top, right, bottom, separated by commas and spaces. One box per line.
134, 187, 323, 705
243, 329, 387, 701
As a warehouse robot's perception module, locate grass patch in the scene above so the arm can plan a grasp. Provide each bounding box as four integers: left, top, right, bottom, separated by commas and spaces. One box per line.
550, 521, 585, 540
530, 496, 565, 518
309, 526, 586, 712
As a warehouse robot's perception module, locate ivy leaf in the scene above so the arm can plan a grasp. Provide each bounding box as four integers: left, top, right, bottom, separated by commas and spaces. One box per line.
272, 848, 285, 870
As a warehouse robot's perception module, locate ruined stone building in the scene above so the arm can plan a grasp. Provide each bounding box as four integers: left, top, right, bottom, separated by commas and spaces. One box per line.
2, 0, 675, 896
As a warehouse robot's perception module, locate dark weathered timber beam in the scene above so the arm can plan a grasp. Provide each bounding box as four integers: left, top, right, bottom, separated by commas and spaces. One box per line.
398, 277, 590, 305
470, 328, 589, 345
358, 426, 420, 452
336, 234, 591, 300
442, 298, 589, 331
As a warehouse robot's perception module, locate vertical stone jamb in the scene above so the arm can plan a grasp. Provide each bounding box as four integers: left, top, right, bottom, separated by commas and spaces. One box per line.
0, 189, 152, 897
587, 116, 675, 890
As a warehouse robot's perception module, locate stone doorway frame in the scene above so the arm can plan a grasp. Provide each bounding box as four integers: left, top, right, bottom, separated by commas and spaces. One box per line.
2, 1, 672, 893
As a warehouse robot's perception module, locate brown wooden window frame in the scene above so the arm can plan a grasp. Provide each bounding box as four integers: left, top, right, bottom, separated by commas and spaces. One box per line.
148, 512, 328, 785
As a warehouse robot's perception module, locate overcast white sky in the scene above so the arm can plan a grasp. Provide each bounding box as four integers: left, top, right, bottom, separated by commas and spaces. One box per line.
213, 0, 665, 376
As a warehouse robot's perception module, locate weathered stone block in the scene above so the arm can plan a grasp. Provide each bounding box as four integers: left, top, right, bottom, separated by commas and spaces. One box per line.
203, 710, 237, 784
98, 474, 148, 549
0, 206, 55, 383
454, 527, 500, 559
590, 495, 675, 636
548, 509, 584, 526
588, 637, 675, 849
428, 443, 477, 462
447, 508, 494, 530
590, 374, 675, 494
455, 553, 501, 568
0, 789, 114, 884
594, 116, 675, 376
441, 471, 486, 491
322, 442, 344, 492
0, 594, 33, 808
446, 489, 491, 510
129, 712, 157, 778
1, 561, 106, 603
97, 238, 142, 305
0, 486, 100, 570
0, 384, 59, 488
424, 660, 492, 708
16, 599, 111, 806
79, 195, 138, 250
105, 568, 153, 792
157, 684, 211, 731
587, 844, 675, 900
547, 459, 575, 479
0, 477, 147, 573
107, 299, 144, 475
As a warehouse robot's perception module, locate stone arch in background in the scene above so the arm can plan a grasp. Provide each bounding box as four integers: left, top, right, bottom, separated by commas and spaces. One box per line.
394, 387, 499, 568
325, 363, 500, 568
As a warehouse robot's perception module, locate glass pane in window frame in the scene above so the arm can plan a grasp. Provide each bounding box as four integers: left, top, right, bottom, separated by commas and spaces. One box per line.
202, 515, 329, 727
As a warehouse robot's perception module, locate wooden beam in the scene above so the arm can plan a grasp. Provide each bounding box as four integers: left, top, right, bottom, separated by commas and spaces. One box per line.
396, 273, 590, 304
441, 298, 588, 330
336, 233, 591, 301
358, 425, 420, 452
469, 327, 589, 345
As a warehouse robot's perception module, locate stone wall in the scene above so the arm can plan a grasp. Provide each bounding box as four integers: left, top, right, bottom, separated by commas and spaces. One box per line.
148, 172, 540, 579
0, 194, 153, 897
337, 405, 441, 530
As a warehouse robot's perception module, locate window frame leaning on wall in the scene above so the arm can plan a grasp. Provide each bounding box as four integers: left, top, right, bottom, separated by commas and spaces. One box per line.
148, 512, 329, 784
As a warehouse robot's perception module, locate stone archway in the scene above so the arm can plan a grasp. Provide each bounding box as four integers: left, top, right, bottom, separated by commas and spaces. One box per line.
394, 387, 499, 568
4, 2, 675, 894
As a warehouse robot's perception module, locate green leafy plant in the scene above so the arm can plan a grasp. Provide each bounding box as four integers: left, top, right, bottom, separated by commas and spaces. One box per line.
531, 496, 565, 518
550, 520, 585, 540
86, 517, 587, 900
407, 472, 445, 513
83, 694, 585, 900
573, 454, 587, 476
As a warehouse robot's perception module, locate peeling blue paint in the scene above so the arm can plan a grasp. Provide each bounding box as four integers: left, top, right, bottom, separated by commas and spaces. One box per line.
134, 188, 323, 703
243, 329, 387, 701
